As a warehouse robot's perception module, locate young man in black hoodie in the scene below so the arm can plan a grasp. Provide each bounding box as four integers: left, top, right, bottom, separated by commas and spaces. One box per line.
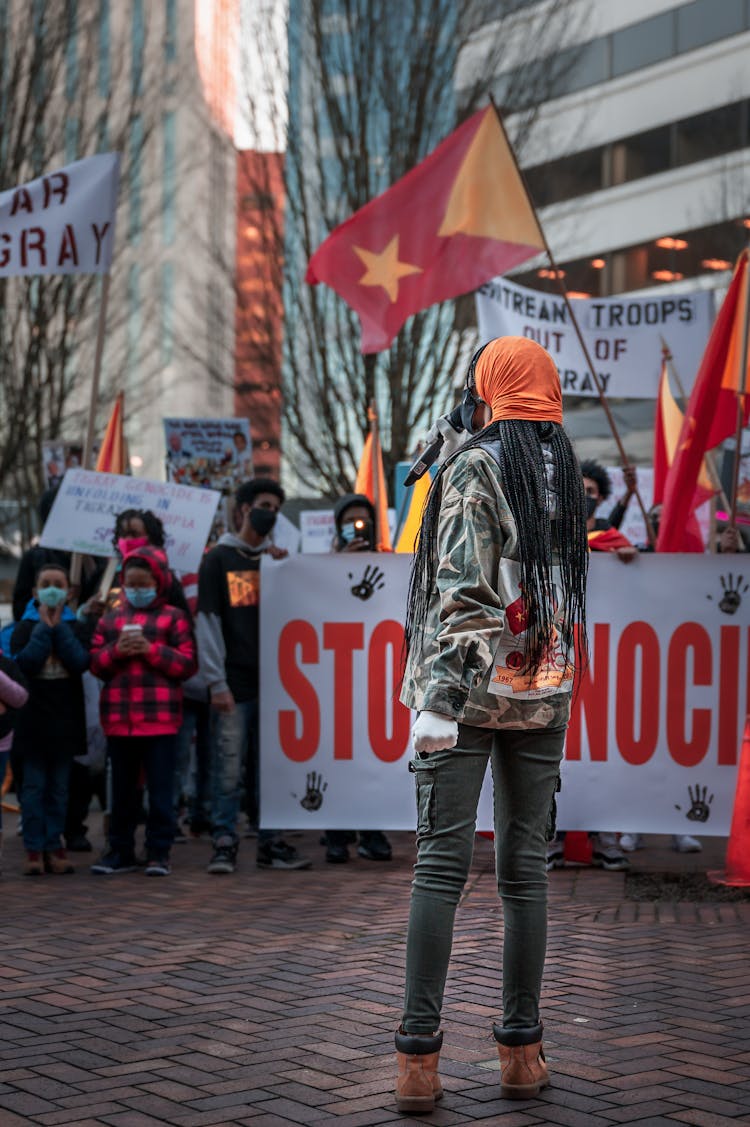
197, 478, 311, 873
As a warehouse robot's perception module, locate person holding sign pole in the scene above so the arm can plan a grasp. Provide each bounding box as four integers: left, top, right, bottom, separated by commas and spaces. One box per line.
395, 337, 588, 1111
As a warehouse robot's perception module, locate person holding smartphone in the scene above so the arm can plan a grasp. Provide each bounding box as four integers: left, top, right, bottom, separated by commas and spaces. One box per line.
321, 495, 392, 864
89, 547, 196, 877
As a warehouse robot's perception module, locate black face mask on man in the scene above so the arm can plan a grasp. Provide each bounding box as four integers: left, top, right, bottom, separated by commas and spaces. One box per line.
250, 508, 277, 537
585, 495, 598, 520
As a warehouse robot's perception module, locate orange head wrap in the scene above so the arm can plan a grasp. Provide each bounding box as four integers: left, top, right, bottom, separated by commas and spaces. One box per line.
473, 336, 562, 424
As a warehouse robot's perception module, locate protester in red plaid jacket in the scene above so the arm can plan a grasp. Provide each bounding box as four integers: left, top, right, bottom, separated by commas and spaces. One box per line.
89, 546, 197, 877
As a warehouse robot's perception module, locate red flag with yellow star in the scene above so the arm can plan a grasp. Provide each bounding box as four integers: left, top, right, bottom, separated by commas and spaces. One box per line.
658, 250, 750, 551
305, 106, 545, 353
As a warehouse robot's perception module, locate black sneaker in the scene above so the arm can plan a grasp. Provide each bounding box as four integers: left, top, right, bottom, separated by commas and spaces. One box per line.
65, 833, 93, 852
90, 850, 138, 875
145, 855, 171, 876
325, 842, 350, 863
207, 838, 238, 874
357, 831, 392, 861
257, 839, 312, 870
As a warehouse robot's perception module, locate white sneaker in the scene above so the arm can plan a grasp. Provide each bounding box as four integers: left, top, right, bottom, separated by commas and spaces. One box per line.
672, 834, 702, 853
619, 833, 644, 852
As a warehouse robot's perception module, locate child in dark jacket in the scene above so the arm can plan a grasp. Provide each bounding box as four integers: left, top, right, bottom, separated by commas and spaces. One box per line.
11, 563, 91, 875
90, 546, 196, 876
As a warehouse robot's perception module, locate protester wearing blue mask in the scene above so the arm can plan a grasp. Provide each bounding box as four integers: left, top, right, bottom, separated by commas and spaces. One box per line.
10, 564, 92, 876
90, 547, 197, 877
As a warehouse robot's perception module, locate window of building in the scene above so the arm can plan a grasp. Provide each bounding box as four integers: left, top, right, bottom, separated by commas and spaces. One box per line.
161, 262, 174, 365
676, 0, 745, 54
162, 111, 176, 245
165, 0, 177, 62
127, 264, 141, 382
128, 115, 143, 244
98, 0, 110, 96
65, 0, 78, 101
675, 101, 744, 166
612, 11, 674, 78
511, 217, 748, 296
552, 37, 609, 99
132, 0, 144, 97
65, 117, 79, 163
613, 123, 671, 183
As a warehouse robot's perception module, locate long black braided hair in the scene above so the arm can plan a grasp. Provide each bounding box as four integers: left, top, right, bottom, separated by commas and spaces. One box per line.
404, 418, 589, 681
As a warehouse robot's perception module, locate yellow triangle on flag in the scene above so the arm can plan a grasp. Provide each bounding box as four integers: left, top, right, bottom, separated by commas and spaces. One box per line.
438, 107, 545, 249
660, 366, 713, 492
395, 472, 431, 553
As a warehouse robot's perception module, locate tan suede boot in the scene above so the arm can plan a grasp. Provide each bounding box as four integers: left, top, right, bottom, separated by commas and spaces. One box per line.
493, 1022, 549, 1099
24, 850, 44, 876
394, 1027, 443, 1113
44, 849, 75, 875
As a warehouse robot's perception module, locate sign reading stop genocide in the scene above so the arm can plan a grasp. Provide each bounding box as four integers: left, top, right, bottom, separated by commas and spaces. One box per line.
260, 553, 749, 834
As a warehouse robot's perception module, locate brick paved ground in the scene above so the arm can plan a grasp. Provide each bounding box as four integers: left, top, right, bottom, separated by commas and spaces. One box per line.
1, 815, 748, 1127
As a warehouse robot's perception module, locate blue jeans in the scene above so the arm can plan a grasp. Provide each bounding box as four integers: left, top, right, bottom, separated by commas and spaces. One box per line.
174, 698, 211, 826
21, 752, 71, 852
209, 698, 272, 846
108, 734, 177, 857
403, 723, 565, 1035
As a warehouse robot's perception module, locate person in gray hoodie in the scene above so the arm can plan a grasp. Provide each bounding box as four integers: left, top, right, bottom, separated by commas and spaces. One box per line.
197, 478, 311, 873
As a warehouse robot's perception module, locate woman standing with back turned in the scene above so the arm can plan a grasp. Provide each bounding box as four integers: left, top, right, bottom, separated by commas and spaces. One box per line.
395, 336, 588, 1112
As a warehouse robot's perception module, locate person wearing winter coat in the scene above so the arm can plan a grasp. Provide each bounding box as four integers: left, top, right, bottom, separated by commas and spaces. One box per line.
11, 563, 91, 875
89, 546, 196, 877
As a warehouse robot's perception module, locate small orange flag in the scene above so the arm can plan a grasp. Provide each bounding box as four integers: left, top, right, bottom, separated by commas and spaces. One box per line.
354, 407, 392, 551
95, 392, 126, 475
306, 106, 544, 352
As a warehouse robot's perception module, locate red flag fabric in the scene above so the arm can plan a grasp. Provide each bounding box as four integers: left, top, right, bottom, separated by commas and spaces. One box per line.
95, 392, 126, 475
658, 251, 750, 551
587, 527, 634, 552
306, 106, 544, 353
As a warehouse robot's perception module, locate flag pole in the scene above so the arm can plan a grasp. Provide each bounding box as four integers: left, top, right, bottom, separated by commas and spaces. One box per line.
489, 98, 655, 545
369, 401, 381, 548
70, 272, 112, 594
659, 337, 732, 513
729, 250, 750, 526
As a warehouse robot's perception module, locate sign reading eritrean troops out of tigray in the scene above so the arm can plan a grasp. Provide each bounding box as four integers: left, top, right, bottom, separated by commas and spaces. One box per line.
260, 553, 748, 835
39, 468, 220, 572
0, 154, 120, 278
475, 276, 714, 397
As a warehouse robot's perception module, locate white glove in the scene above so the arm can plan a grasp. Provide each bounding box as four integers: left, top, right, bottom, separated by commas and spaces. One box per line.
425, 415, 467, 466
412, 710, 459, 753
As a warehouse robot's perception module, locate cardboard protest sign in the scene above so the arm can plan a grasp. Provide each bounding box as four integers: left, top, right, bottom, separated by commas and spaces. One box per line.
39, 468, 220, 572
164, 418, 253, 494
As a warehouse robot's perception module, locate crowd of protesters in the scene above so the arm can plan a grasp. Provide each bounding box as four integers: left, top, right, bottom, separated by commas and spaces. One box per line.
0, 465, 745, 879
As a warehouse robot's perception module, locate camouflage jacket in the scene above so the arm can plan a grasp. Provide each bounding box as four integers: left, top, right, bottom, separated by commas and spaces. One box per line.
400, 445, 572, 730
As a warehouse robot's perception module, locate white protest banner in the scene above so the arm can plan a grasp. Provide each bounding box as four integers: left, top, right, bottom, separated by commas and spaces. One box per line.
475, 276, 713, 397
0, 154, 119, 278
260, 553, 748, 834
39, 468, 220, 572
300, 510, 336, 553
164, 417, 253, 493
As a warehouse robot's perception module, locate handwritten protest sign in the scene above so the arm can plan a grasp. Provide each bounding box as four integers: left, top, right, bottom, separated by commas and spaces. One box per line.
39, 469, 220, 572
0, 154, 119, 278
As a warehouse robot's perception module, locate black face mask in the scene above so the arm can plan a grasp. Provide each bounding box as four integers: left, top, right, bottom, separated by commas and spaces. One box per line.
250, 508, 277, 537
585, 495, 598, 519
